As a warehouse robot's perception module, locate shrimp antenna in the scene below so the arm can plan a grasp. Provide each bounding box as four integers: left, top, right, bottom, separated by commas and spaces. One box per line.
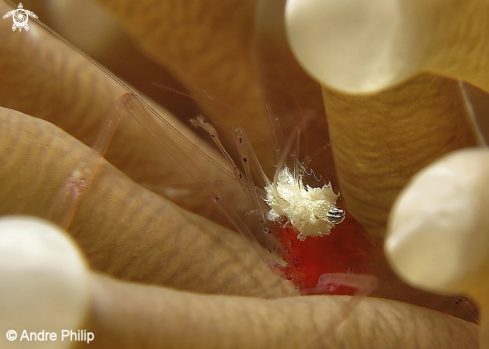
234, 126, 271, 232
306, 138, 335, 162
303, 166, 324, 182
454, 297, 479, 324
190, 115, 240, 177
272, 112, 314, 186
264, 105, 285, 159
191, 117, 271, 221
301, 273, 378, 349
153, 83, 247, 123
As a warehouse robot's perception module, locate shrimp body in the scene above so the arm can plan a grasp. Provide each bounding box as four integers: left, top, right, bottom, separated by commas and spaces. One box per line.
265, 167, 341, 241
271, 206, 378, 295
264, 168, 378, 295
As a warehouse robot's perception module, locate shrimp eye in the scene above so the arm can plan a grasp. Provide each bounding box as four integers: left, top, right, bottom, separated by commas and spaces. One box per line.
327, 207, 346, 225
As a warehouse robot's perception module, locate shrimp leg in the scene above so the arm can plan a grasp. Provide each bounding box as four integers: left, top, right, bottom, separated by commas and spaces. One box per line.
48, 94, 132, 230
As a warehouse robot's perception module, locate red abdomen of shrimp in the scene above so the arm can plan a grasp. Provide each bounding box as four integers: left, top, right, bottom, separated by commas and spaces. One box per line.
271, 207, 378, 295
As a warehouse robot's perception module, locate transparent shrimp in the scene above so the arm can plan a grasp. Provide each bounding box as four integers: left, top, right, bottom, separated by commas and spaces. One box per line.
191, 114, 379, 295
191, 115, 381, 347
1, 1, 480, 347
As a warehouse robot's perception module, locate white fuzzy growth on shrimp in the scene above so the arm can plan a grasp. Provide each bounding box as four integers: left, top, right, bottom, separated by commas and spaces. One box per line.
265, 167, 344, 241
